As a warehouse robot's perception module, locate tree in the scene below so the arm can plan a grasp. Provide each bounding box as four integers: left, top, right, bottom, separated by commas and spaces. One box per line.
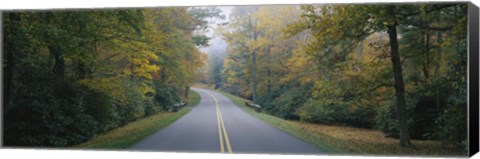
220, 6, 259, 100
3, 7, 208, 146
287, 3, 467, 146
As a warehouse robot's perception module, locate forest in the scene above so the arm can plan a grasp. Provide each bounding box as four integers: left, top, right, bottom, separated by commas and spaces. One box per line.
207, 3, 468, 150
2, 2, 469, 154
3, 7, 222, 146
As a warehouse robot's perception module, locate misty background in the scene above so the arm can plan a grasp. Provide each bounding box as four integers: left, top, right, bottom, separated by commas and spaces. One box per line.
198, 7, 232, 87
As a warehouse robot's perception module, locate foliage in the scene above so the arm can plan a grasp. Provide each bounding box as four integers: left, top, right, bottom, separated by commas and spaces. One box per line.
297, 99, 375, 128
289, 3, 467, 146
76, 90, 200, 149
219, 90, 465, 156
3, 7, 209, 147
219, 3, 467, 149
261, 83, 312, 120
4, 70, 99, 146
220, 5, 305, 111
152, 82, 181, 112
76, 109, 191, 149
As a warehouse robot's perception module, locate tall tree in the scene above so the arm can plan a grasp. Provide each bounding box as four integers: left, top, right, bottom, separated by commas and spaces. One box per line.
287, 3, 467, 146
3, 8, 208, 146
220, 6, 259, 100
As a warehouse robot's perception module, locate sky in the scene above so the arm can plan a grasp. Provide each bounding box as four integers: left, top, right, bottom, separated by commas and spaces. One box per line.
199, 7, 232, 57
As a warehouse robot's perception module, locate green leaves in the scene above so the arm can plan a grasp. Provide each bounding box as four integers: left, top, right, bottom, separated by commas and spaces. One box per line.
3, 7, 207, 147
188, 7, 225, 30
220, 3, 467, 150
192, 35, 211, 47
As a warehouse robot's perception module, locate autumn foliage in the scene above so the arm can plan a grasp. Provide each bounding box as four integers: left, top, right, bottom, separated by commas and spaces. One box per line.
3, 8, 206, 146
218, 4, 467, 151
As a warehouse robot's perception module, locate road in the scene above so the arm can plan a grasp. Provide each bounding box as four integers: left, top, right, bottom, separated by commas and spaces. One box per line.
130, 88, 323, 155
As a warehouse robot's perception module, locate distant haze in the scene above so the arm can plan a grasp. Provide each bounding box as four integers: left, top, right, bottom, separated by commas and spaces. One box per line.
200, 6, 232, 57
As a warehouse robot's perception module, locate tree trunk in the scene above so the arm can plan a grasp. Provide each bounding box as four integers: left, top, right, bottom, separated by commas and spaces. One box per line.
248, 13, 258, 104
4, 13, 21, 110
184, 86, 189, 98
435, 32, 443, 113
252, 49, 257, 103
48, 45, 65, 77
423, 31, 430, 82
251, 27, 258, 103
385, 6, 411, 146
267, 69, 271, 93
266, 47, 271, 94
76, 59, 86, 79
45, 13, 65, 77
387, 23, 411, 146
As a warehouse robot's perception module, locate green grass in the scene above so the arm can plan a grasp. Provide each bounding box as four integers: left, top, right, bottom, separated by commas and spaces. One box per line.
75, 90, 200, 149
215, 90, 465, 157
186, 88, 201, 107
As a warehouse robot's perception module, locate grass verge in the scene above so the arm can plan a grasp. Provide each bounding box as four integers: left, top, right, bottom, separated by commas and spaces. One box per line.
75, 89, 200, 149
215, 90, 464, 157
186, 88, 201, 107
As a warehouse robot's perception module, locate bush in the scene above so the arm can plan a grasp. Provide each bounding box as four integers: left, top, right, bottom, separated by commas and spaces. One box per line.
296, 99, 337, 124
153, 82, 181, 112
259, 83, 312, 120
4, 71, 98, 146
144, 99, 160, 117
408, 94, 446, 140
3, 69, 188, 147
375, 88, 461, 141
296, 99, 375, 128
346, 105, 376, 128
433, 83, 467, 149
434, 103, 467, 143
124, 85, 146, 122
83, 89, 120, 132
375, 103, 399, 138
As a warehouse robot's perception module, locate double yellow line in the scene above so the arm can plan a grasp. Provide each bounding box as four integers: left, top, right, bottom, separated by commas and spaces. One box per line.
206, 92, 232, 153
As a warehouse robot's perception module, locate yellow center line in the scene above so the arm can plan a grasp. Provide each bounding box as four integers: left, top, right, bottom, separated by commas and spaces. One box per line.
218, 106, 232, 153
216, 102, 224, 153
207, 92, 233, 153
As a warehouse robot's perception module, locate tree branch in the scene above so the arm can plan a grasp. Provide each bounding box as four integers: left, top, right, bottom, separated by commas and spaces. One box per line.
397, 4, 458, 18
356, 83, 394, 97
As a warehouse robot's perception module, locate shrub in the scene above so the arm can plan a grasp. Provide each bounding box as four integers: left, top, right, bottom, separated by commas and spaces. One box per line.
83, 89, 120, 133
4, 71, 97, 146
433, 83, 467, 150
153, 82, 181, 112
375, 88, 461, 141
258, 83, 312, 120
296, 99, 336, 124
375, 103, 399, 138
408, 94, 446, 140
297, 99, 375, 128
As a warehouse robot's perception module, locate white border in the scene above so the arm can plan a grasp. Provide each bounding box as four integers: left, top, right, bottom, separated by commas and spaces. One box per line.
0, 0, 478, 159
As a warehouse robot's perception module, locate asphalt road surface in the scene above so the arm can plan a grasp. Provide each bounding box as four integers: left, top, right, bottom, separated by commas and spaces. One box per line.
130, 88, 323, 155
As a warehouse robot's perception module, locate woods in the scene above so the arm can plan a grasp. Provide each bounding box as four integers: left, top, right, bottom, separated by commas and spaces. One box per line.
215, 3, 468, 151
3, 8, 214, 146
1, 2, 470, 155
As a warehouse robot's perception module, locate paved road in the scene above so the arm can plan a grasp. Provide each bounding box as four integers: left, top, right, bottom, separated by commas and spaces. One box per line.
130, 88, 323, 155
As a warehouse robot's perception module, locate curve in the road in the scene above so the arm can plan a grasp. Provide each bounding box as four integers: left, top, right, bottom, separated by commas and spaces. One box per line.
130, 88, 323, 155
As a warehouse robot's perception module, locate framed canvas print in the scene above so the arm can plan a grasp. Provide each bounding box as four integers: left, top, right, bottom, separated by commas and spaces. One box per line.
1, 0, 479, 158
